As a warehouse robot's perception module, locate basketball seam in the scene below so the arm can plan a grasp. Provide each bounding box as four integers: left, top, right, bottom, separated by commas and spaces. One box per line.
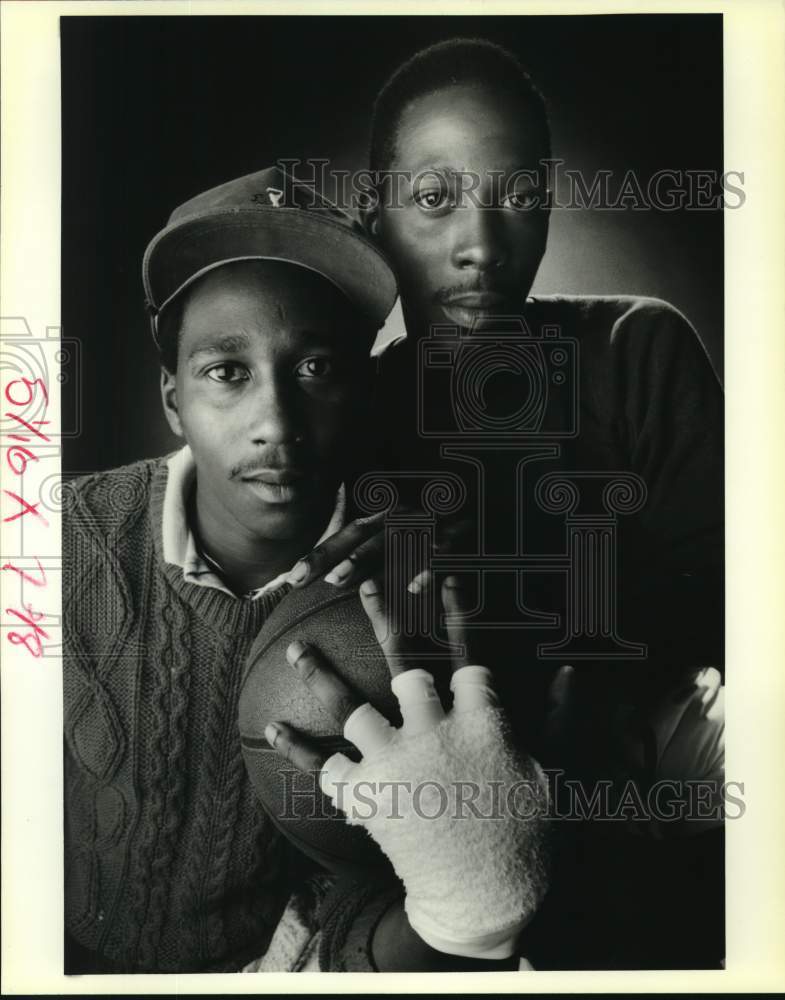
238, 588, 359, 693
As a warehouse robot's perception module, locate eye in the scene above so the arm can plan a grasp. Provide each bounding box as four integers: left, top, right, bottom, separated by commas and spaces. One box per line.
295, 356, 335, 379
205, 362, 249, 383
502, 189, 539, 211
412, 174, 453, 214
414, 189, 452, 212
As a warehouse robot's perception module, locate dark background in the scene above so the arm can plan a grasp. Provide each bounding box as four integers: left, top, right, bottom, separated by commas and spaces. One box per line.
61, 14, 724, 474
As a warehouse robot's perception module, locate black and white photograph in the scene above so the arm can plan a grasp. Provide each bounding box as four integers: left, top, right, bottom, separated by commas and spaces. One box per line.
1, 1, 784, 992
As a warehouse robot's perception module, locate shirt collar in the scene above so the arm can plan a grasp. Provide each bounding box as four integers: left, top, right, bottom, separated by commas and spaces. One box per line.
161, 444, 346, 600
371, 297, 407, 358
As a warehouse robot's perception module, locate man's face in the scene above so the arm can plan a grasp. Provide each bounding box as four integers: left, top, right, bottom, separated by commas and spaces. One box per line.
161, 260, 370, 542
374, 83, 550, 337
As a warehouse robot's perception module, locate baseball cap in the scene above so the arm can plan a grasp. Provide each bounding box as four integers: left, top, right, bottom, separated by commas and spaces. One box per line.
142, 165, 397, 346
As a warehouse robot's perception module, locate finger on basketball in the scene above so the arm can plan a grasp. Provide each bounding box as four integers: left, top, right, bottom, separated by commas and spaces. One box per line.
286, 640, 363, 728
324, 529, 386, 588
265, 720, 326, 774
286, 510, 386, 588
358, 576, 406, 676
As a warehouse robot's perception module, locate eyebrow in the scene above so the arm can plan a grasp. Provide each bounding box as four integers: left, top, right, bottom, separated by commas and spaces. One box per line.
186, 333, 252, 362
408, 163, 465, 179
407, 162, 533, 179
185, 327, 350, 363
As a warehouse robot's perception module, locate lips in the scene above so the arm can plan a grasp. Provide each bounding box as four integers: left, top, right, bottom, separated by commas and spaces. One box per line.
242, 469, 306, 486
440, 291, 518, 328
240, 469, 308, 505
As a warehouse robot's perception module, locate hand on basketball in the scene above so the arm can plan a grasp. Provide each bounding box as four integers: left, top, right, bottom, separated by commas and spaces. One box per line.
284, 509, 472, 594
264, 574, 471, 772
265, 575, 550, 960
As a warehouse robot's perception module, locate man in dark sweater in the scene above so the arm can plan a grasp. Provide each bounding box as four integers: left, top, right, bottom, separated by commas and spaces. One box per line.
278, 39, 725, 968
290, 38, 723, 670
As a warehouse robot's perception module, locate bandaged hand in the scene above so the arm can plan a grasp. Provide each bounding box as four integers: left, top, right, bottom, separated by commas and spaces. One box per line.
265, 577, 550, 960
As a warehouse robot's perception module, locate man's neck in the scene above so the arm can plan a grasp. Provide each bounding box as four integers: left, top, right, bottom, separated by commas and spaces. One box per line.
189, 489, 330, 597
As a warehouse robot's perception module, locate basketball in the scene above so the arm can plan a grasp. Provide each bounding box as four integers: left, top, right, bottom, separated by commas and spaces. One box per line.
238, 580, 452, 875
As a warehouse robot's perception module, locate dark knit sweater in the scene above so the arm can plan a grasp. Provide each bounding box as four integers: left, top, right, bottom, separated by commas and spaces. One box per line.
374, 295, 724, 719
63, 457, 319, 972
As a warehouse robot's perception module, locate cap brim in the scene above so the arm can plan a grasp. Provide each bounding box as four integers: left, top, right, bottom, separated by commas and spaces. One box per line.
143, 208, 397, 329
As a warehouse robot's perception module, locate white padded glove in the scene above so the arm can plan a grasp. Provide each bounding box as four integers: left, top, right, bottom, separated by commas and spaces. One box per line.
320, 665, 550, 959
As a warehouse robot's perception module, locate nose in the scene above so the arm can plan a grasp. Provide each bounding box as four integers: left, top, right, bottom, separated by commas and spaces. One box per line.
451, 203, 509, 272
248, 376, 302, 446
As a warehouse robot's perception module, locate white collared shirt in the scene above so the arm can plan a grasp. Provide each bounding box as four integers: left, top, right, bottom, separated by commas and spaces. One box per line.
161, 445, 345, 599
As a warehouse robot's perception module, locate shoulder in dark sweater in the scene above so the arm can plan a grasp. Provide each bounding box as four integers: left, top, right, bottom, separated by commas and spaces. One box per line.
526, 294, 719, 378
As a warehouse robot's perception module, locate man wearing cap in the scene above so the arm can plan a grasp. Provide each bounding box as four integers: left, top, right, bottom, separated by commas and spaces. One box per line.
62, 165, 401, 973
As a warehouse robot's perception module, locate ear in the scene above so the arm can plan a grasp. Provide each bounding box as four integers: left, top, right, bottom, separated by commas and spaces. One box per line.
359, 201, 382, 243
160, 367, 184, 438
